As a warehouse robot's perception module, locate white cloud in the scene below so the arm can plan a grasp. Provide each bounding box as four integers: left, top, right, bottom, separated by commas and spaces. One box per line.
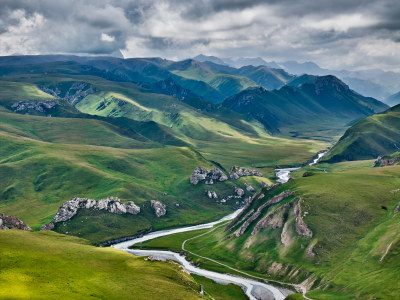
101, 33, 115, 42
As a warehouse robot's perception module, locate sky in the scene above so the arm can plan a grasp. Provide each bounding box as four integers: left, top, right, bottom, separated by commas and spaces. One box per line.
0, 0, 399, 72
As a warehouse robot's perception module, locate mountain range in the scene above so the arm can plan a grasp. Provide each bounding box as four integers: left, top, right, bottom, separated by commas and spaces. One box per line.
1, 54, 400, 300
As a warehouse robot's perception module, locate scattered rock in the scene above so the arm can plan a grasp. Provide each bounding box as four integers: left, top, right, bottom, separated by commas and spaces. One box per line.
150, 200, 166, 217
229, 166, 263, 179
190, 167, 228, 185
235, 187, 245, 197
294, 199, 313, 238
245, 183, 256, 192
11, 100, 58, 115
205, 190, 218, 199
48, 197, 140, 225
0, 213, 31, 231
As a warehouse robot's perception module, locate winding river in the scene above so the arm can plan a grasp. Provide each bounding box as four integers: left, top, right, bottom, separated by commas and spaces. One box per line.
275, 151, 326, 183
113, 152, 326, 299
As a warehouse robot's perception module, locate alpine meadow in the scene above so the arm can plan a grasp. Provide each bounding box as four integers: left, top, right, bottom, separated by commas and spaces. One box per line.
1, 1, 400, 300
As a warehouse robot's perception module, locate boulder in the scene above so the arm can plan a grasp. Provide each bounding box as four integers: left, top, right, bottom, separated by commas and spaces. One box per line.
245, 183, 256, 192
372, 155, 400, 167
235, 187, 245, 197
206, 190, 218, 199
150, 200, 167, 217
0, 213, 31, 231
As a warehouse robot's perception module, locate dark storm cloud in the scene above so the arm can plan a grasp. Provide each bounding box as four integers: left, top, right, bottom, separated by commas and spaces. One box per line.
0, 0, 399, 71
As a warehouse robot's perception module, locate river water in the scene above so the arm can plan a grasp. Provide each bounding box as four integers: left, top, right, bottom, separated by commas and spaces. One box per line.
113, 152, 327, 299
113, 209, 287, 300
275, 151, 326, 183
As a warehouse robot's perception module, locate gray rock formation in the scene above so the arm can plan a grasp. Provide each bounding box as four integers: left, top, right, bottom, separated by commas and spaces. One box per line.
40, 222, 55, 231
234, 191, 293, 237
190, 167, 228, 185
206, 190, 218, 199
245, 183, 256, 192
230, 166, 263, 179
40, 82, 95, 105
252, 203, 290, 235
235, 187, 245, 197
48, 197, 140, 225
150, 200, 167, 217
372, 155, 400, 167
0, 213, 31, 231
294, 199, 313, 238
11, 100, 58, 114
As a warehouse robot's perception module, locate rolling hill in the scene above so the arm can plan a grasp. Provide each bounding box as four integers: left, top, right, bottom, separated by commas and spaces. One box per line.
138, 160, 400, 299
385, 91, 400, 107
323, 104, 400, 163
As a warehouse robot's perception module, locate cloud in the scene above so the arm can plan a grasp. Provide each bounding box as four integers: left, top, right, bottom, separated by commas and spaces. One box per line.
0, 0, 399, 71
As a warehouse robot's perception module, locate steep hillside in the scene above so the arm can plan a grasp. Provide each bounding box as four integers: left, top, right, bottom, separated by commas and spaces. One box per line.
223, 75, 388, 135
323, 105, 400, 162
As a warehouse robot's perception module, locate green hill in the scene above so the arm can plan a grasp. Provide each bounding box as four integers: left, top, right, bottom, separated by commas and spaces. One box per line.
323, 105, 400, 162
167, 59, 258, 99
223, 75, 388, 136
138, 160, 400, 299
0, 230, 205, 300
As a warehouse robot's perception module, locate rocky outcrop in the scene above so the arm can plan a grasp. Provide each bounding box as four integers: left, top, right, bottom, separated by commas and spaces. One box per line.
190, 167, 228, 185
252, 203, 290, 235
372, 155, 400, 167
229, 166, 263, 179
294, 199, 313, 238
150, 200, 166, 217
11, 100, 58, 114
0, 213, 31, 231
44, 197, 140, 227
234, 191, 293, 237
41, 82, 95, 105
206, 190, 218, 199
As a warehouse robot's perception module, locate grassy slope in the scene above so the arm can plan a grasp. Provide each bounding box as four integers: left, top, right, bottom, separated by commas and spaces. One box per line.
138, 161, 400, 299
0, 74, 326, 245
167, 60, 258, 99
323, 105, 400, 162
0, 230, 205, 300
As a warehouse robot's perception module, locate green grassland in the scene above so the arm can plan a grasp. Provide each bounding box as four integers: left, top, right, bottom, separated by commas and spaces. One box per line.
0, 229, 206, 300
138, 161, 400, 299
